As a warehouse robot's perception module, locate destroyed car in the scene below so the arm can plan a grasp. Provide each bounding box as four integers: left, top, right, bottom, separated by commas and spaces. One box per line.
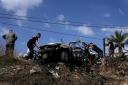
39, 41, 89, 65
24, 40, 103, 65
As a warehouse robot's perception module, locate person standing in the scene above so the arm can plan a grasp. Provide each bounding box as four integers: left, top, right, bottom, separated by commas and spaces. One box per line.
108, 40, 114, 57
2, 29, 17, 57
27, 33, 41, 59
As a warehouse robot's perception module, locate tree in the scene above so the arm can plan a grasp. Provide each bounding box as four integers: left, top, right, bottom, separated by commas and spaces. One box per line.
110, 31, 128, 53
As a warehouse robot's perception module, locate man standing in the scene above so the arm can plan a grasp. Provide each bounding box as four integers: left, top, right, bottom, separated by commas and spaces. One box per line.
27, 33, 41, 59
89, 43, 103, 58
108, 40, 114, 57
3, 29, 17, 57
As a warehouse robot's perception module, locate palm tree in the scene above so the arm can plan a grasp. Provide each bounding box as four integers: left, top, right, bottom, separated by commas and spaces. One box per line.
110, 31, 128, 53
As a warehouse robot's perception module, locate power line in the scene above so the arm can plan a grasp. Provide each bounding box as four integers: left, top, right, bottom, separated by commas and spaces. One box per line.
0, 12, 89, 26
0, 13, 128, 28
0, 12, 50, 20
0, 16, 84, 26
0, 22, 102, 40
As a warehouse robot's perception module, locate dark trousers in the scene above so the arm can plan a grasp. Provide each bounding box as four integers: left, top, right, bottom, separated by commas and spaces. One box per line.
27, 45, 34, 59
5, 44, 14, 57
109, 50, 114, 57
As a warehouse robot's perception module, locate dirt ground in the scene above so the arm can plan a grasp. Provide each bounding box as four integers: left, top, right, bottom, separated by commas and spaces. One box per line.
0, 56, 127, 85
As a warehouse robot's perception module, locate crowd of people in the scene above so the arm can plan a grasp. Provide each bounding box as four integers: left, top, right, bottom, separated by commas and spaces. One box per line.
2, 29, 116, 64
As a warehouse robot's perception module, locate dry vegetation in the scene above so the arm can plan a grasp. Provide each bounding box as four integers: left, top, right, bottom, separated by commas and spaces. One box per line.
0, 44, 128, 85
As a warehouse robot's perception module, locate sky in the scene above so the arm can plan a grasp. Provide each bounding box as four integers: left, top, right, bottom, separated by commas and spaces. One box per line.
0, 0, 128, 54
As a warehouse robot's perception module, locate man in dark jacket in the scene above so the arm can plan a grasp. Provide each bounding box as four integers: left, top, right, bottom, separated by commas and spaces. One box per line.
27, 33, 41, 59
3, 29, 17, 57
88, 43, 103, 65
108, 40, 114, 57
89, 43, 103, 58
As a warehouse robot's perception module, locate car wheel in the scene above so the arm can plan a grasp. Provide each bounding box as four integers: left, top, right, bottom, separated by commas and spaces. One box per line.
61, 51, 69, 62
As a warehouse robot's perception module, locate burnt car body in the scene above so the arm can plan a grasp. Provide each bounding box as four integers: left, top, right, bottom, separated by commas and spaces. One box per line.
24, 40, 103, 66
39, 41, 89, 65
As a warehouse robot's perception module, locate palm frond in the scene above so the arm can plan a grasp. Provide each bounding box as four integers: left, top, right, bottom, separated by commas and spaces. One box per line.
110, 31, 128, 52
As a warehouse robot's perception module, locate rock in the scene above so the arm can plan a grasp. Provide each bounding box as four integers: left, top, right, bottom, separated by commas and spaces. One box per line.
30, 69, 37, 74
30, 65, 42, 74
73, 74, 80, 80
123, 83, 128, 85
49, 70, 60, 79
55, 66, 60, 70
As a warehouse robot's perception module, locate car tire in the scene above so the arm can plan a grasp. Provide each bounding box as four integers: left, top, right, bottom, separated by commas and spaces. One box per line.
61, 51, 69, 62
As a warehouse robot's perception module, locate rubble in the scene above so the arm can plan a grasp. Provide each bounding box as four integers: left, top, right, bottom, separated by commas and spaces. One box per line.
30, 65, 42, 74
49, 69, 60, 79
0, 56, 127, 85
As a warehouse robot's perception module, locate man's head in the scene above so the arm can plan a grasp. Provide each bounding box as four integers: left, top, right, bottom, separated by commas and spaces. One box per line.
108, 39, 113, 43
107, 38, 112, 42
37, 33, 41, 38
88, 42, 93, 49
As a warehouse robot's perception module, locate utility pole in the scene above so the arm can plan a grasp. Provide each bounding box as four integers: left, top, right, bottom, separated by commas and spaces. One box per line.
103, 38, 106, 57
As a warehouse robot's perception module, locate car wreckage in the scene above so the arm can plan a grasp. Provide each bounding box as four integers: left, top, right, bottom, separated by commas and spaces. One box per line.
39, 41, 87, 64
35, 41, 103, 65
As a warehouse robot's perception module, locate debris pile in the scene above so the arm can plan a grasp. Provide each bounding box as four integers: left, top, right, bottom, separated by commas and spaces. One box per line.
0, 56, 127, 85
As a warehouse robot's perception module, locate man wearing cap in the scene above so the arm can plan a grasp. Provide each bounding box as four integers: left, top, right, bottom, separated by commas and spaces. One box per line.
27, 33, 41, 59
3, 29, 17, 57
